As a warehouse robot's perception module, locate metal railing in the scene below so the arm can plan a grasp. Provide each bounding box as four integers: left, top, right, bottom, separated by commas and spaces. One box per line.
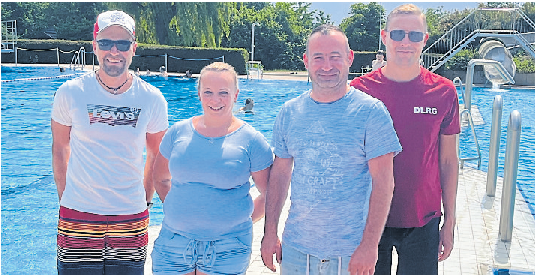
246, 61, 263, 80
459, 108, 482, 169
486, 95, 503, 197
422, 8, 535, 72
499, 110, 522, 242
70, 47, 86, 70
454, 77, 482, 169
464, 59, 515, 110
1, 20, 17, 53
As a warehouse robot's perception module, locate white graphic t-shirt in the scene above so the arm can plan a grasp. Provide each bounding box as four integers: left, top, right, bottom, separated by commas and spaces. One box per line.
52, 72, 168, 215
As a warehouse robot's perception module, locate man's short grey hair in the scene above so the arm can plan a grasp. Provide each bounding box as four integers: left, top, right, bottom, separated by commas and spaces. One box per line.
306, 24, 351, 54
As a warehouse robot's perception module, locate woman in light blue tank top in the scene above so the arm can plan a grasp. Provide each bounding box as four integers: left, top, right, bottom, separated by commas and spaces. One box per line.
151, 62, 273, 275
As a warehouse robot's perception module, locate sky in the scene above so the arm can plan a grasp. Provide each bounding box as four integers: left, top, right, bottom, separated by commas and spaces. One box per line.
309, 1, 483, 25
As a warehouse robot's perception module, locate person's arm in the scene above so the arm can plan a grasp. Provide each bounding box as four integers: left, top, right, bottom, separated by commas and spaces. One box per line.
144, 130, 166, 204
152, 152, 172, 202
438, 134, 459, 261
251, 166, 271, 223
348, 152, 395, 275
260, 156, 293, 272
51, 119, 71, 202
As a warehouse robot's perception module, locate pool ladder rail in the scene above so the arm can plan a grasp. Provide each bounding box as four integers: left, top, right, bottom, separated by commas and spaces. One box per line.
70, 47, 86, 71
454, 77, 482, 169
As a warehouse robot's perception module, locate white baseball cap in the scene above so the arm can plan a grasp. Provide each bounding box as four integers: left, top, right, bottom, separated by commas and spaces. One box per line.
93, 10, 135, 40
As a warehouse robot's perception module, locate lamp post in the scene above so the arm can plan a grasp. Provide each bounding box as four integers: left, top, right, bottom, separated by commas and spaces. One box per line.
251, 23, 259, 61
378, 8, 384, 50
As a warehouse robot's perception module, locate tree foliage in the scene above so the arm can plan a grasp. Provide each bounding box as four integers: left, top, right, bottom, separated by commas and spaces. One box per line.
339, 2, 384, 51
1, 2, 105, 40
445, 48, 479, 71
2, 2, 534, 71
221, 2, 331, 70
107, 2, 232, 47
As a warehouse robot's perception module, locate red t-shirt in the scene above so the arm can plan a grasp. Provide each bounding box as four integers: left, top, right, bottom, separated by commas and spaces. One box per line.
350, 67, 460, 228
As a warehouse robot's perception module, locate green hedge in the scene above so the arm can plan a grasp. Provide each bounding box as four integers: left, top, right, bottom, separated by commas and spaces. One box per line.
1, 39, 249, 74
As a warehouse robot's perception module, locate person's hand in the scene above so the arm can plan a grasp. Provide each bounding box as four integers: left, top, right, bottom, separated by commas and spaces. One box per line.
348, 242, 377, 275
438, 223, 454, 261
260, 234, 282, 272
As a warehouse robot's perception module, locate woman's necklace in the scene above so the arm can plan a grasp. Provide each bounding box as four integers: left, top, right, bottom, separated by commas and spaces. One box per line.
96, 72, 129, 95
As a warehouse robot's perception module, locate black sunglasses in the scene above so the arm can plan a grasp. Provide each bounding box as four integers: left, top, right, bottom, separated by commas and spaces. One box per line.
389, 30, 425, 42
96, 39, 133, 52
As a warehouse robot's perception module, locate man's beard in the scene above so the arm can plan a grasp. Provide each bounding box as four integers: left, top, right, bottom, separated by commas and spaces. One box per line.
101, 55, 127, 77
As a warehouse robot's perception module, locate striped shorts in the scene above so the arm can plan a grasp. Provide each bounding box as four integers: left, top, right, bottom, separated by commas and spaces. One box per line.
57, 206, 149, 274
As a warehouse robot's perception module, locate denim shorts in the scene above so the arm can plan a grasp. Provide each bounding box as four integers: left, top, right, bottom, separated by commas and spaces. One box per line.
151, 226, 252, 275
281, 243, 351, 275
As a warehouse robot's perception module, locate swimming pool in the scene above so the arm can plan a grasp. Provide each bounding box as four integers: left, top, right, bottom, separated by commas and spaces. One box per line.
0, 66, 310, 274
457, 86, 535, 217
1, 65, 534, 274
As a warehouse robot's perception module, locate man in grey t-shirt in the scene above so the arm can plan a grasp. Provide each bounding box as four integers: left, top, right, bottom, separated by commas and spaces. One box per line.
260, 24, 402, 275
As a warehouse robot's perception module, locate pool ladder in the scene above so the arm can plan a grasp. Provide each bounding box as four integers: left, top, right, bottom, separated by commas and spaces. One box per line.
70, 47, 86, 70
456, 59, 523, 242
453, 77, 481, 169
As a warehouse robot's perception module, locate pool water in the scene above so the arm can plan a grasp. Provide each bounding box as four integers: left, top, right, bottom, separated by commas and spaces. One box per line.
1, 66, 310, 274
457, 86, 535, 216
1, 66, 534, 275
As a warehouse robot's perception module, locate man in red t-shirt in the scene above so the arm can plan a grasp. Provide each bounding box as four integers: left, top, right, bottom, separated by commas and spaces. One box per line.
350, 4, 460, 275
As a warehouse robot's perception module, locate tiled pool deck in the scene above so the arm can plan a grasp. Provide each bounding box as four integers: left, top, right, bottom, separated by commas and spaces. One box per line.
145, 165, 535, 275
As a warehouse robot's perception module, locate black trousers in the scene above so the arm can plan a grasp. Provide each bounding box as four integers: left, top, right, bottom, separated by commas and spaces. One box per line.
374, 217, 440, 275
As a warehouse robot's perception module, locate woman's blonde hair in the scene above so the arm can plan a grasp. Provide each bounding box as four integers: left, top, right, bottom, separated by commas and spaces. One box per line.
197, 62, 239, 92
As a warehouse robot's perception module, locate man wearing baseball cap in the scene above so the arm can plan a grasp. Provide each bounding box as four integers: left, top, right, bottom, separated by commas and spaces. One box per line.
51, 10, 168, 274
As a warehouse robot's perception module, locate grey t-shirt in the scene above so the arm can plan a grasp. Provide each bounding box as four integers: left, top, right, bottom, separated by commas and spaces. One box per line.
272, 87, 402, 259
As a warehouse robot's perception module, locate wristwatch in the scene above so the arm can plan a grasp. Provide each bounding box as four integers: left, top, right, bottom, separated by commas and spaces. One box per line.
147, 202, 153, 209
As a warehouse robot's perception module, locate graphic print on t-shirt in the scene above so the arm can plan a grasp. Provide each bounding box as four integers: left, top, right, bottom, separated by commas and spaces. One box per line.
87, 104, 141, 127
296, 120, 344, 194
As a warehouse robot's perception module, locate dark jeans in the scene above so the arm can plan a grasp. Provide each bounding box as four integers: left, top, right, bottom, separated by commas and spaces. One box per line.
374, 217, 440, 275
57, 259, 144, 275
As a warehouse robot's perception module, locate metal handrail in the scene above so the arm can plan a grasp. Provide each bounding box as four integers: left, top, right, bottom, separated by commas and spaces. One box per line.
422, 8, 535, 72
514, 31, 535, 58
246, 61, 263, 80
453, 77, 481, 169
422, 9, 477, 55
459, 108, 482, 169
70, 47, 86, 70
486, 95, 503, 197
517, 8, 535, 31
464, 59, 514, 111
499, 110, 522, 242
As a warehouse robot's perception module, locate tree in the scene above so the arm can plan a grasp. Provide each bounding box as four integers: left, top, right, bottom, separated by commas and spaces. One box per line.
340, 2, 384, 52
1, 2, 50, 39
47, 2, 105, 41
107, 2, 232, 47
221, 2, 330, 70
523, 1, 535, 22
0, 2, 106, 40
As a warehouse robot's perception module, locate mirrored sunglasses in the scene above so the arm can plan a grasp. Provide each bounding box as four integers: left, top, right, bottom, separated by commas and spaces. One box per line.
96, 39, 133, 52
389, 30, 424, 42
